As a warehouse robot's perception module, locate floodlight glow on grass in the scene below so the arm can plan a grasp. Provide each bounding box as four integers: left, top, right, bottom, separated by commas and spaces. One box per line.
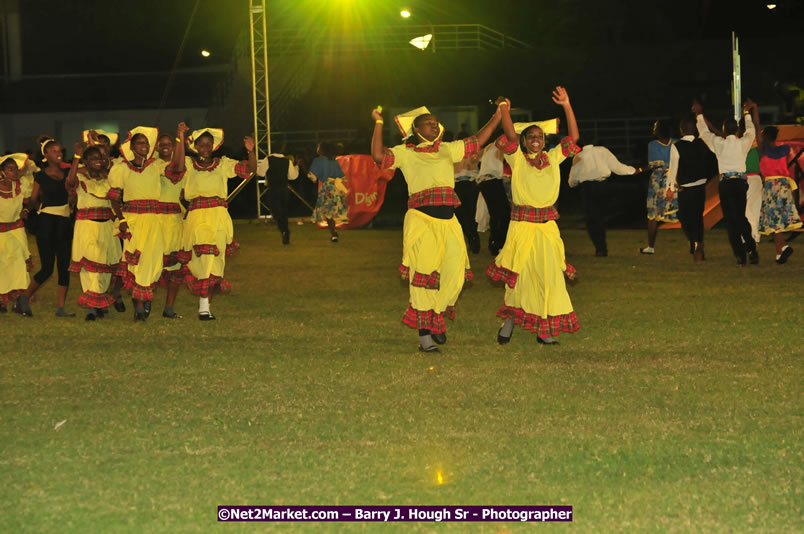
409, 34, 432, 50
201, 50, 211, 57
400, 9, 411, 18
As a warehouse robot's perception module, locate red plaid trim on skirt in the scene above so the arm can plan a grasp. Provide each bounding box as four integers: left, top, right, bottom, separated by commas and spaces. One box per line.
407, 187, 461, 209
163, 251, 180, 268
76, 208, 114, 220
187, 196, 228, 212
78, 290, 116, 309
184, 273, 232, 298
119, 269, 154, 302
510, 205, 559, 223
123, 199, 161, 214
399, 265, 472, 286
124, 249, 141, 265
1, 289, 26, 306
107, 187, 123, 201
497, 305, 580, 337
486, 262, 518, 288
402, 304, 456, 335
193, 244, 220, 257
495, 134, 519, 155
0, 219, 24, 232
176, 250, 192, 264
157, 202, 182, 214
379, 149, 395, 170
564, 263, 577, 281
158, 265, 188, 287
226, 241, 239, 257
69, 258, 118, 274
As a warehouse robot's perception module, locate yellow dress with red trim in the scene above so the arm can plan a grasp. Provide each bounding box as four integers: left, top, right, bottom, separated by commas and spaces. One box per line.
178, 156, 250, 297
107, 157, 170, 302
157, 161, 186, 285
0, 178, 32, 306
487, 135, 581, 337
380, 136, 479, 334
69, 173, 122, 308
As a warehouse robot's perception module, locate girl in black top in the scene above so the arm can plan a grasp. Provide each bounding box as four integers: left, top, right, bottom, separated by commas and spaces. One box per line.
25, 136, 75, 316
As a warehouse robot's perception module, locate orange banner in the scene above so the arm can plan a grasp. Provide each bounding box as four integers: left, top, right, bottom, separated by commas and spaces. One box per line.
317, 155, 395, 229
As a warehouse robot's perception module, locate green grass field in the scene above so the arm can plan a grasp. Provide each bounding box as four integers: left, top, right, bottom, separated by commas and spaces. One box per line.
2, 220, 802, 533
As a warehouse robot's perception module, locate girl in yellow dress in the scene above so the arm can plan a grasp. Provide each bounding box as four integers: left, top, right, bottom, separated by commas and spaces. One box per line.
488, 88, 581, 345
154, 133, 187, 318
66, 144, 122, 320
176, 128, 256, 320
108, 124, 186, 321
0, 154, 33, 316
371, 103, 502, 352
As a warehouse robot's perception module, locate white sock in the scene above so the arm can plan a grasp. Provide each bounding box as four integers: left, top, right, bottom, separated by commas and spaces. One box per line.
199, 297, 210, 314
642, 246, 655, 253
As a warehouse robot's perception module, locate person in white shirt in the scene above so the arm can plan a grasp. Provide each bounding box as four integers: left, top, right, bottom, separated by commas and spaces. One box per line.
693, 100, 758, 266
476, 143, 510, 255
569, 139, 639, 256
256, 146, 299, 245
665, 118, 718, 263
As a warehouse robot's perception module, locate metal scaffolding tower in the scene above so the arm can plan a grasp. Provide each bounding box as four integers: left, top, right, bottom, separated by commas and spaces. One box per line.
249, 0, 271, 219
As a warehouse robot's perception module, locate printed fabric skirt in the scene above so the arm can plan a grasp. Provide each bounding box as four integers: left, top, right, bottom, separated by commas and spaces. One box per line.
399, 209, 472, 334
314, 178, 348, 223
0, 226, 32, 306
118, 212, 165, 302
646, 165, 679, 222
178, 205, 238, 298
758, 177, 803, 235
487, 219, 579, 338
70, 219, 122, 308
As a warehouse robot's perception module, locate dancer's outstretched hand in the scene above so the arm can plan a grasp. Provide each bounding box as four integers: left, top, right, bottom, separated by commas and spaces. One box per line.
244, 136, 255, 152
371, 107, 383, 121
552, 86, 570, 107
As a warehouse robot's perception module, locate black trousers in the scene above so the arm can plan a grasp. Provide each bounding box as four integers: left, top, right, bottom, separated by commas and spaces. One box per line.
478, 178, 510, 253
580, 180, 608, 254
454, 180, 479, 247
677, 184, 706, 247
33, 212, 73, 286
268, 176, 290, 234
719, 178, 755, 258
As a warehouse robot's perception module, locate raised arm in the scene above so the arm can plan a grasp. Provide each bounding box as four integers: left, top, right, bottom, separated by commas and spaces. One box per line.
552, 87, 579, 141
66, 141, 84, 189
473, 103, 503, 146
371, 107, 386, 164
497, 98, 517, 144
243, 136, 257, 174
173, 122, 188, 173
741, 100, 756, 151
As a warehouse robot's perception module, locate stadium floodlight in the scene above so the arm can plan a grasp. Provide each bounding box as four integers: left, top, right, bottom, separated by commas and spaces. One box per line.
409, 34, 432, 50
400, 9, 411, 18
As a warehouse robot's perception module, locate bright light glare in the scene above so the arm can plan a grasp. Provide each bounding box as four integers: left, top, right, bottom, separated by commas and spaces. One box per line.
400, 9, 411, 18
766, 4, 776, 9
409, 34, 432, 50
201, 50, 211, 57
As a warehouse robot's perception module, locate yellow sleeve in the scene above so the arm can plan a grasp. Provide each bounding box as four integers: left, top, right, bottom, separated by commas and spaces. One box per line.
547, 144, 567, 167
388, 144, 407, 170
108, 162, 125, 189
218, 156, 238, 178
446, 140, 466, 163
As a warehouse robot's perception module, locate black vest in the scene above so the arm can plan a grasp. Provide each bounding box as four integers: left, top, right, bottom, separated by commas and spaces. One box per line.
675, 138, 717, 186
266, 155, 290, 184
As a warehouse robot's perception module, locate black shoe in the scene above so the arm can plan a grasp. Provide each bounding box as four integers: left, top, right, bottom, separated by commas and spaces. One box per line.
143, 301, 152, 318
0, 305, 6, 313
748, 249, 759, 265
736, 256, 747, 267
497, 326, 512, 345
537, 336, 559, 345
776, 246, 793, 264
96, 308, 107, 318
595, 250, 608, 257
162, 311, 182, 318
418, 344, 439, 353
21, 309, 33, 317
281, 232, 290, 245
85, 313, 96, 321
114, 298, 126, 312
199, 312, 216, 321
134, 311, 147, 321
431, 333, 447, 345
468, 235, 480, 254
689, 242, 695, 254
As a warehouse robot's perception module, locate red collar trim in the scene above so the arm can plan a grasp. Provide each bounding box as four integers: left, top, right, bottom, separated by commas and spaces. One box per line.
524, 151, 550, 169
0, 180, 21, 198
124, 157, 156, 173
405, 141, 441, 153
192, 157, 221, 171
